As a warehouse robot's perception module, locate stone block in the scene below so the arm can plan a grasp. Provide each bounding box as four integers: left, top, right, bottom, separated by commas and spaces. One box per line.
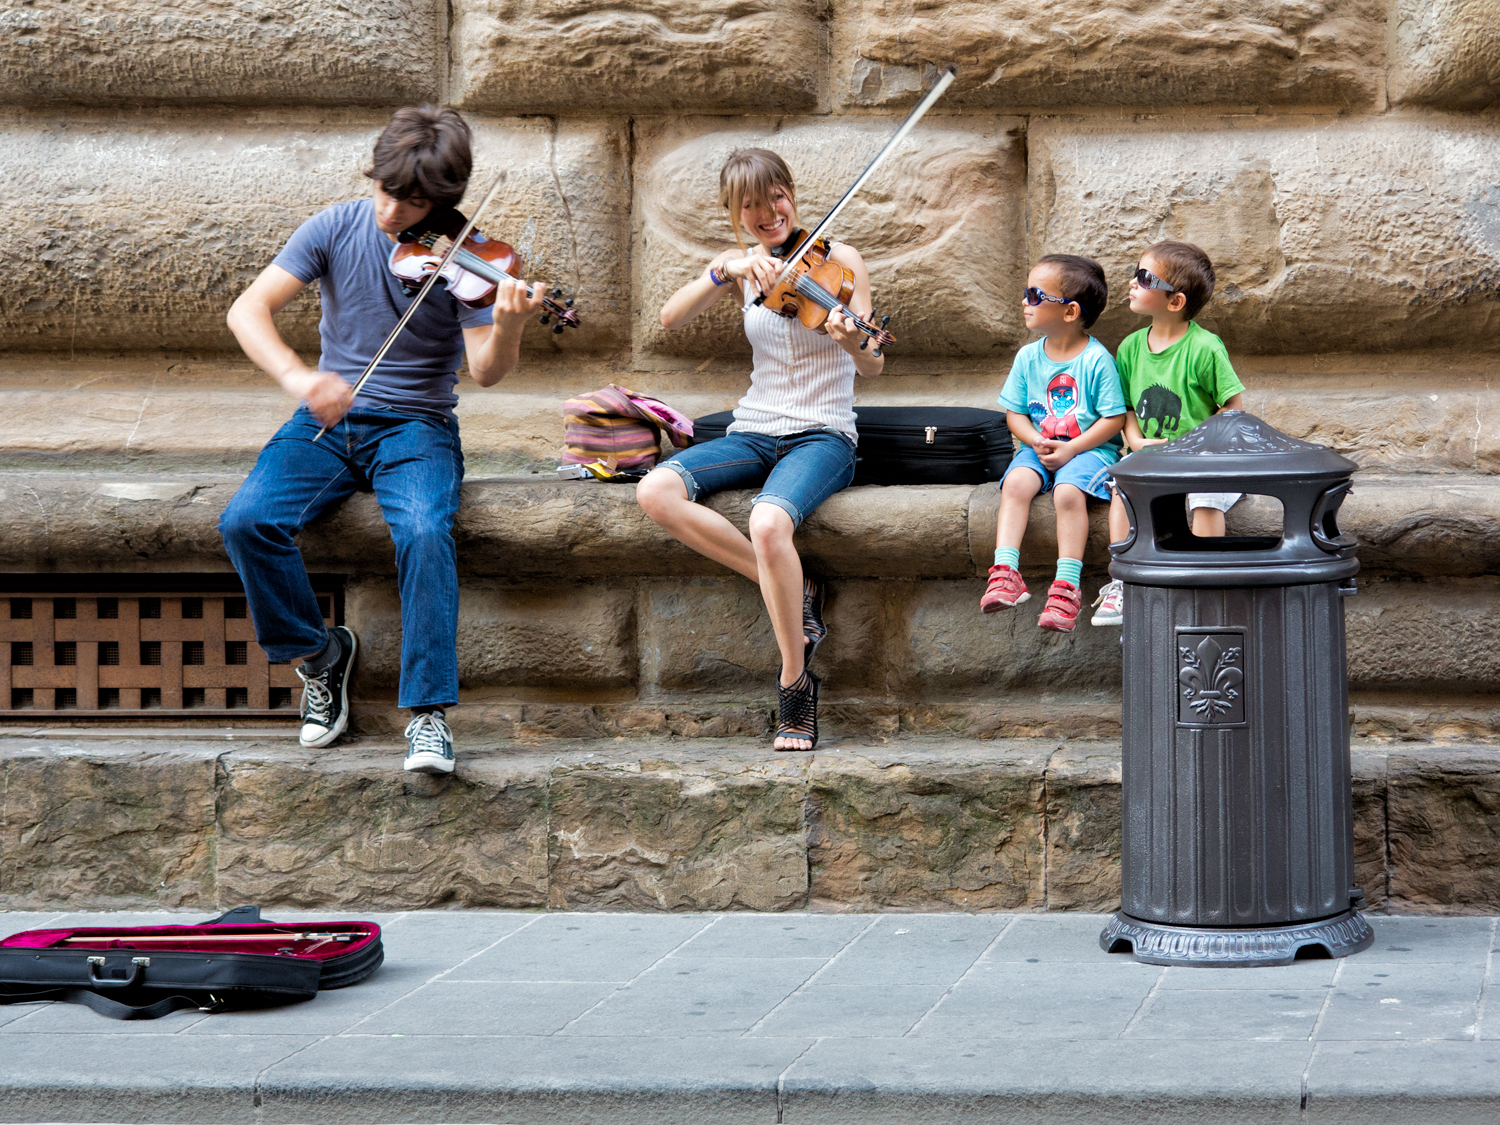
1043, 743, 1121, 912
807, 743, 1047, 910
547, 750, 808, 911
1351, 747, 1388, 912
452, 0, 824, 113
1346, 578, 1500, 693
1389, 0, 1500, 109
0, 745, 217, 908
1027, 116, 1500, 354
892, 579, 1122, 698
0, 1, 439, 106
215, 746, 550, 909
1386, 746, 1500, 913
633, 115, 1027, 360
900, 701, 1122, 741
5, 115, 628, 354
835, 0, 1384, 111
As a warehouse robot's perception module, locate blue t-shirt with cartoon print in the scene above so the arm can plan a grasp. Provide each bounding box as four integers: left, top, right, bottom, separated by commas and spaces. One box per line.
997, 335, 1127, 462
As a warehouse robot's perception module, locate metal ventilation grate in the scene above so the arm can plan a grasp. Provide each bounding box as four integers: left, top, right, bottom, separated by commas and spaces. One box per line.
0, 585, 340, 718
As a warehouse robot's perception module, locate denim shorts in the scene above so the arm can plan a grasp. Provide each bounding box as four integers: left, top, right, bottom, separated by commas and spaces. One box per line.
1002, 445, 1116, 501
659, 428, 857, 527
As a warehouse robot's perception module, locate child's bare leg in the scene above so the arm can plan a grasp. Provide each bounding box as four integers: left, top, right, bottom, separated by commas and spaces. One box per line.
996, 468, 1043, 550
1108, 490, 1131, 545
1191, 506, 1227, 537
1052, 484, 1089, 562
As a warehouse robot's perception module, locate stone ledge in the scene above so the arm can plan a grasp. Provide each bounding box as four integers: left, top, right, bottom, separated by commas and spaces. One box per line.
0, 470, 1488, 580
4, 736, 1496, 913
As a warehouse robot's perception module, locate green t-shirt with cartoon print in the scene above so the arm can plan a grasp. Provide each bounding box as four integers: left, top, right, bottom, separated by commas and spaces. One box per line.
1116, 321, 1244, 440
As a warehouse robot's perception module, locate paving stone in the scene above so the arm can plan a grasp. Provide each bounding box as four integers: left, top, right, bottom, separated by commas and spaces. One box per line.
1359, 916, 1497, 962
560, 956, 825, 1037
1305, 1040, 1500, 1124
447, 913, 710, 982
1316, 961, 1487, 1040
1126, 988, 1324, 1041
670, 914, 870, 961
834, 0, 1383, 111
0, 2, 439, 105
1027, 116, 1500, 355
1157, 962, 1340, 990
751, 982, 949, 1038
1389, 0, 1500, 109
986, 913, 1126, 963
633, 115, 1028, 361
356, 979, 620, 1036
807, 743, 1047, 911
913, 960, 1162, 1039
809, 914, 1007, 985
451, 0, 824, 113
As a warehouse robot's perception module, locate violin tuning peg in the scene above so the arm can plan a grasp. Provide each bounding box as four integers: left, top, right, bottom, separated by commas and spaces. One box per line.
539, 314, 551, 325
552, 287, 563, 298
553, 324, 565, 334
859, 338, 869, 351
565, 298, 574, 308
880, 315, 890, 328
872, 348, 883, 359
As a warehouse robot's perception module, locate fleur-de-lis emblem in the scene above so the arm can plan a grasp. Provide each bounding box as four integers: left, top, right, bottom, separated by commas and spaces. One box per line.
1178, 636, 1243, 720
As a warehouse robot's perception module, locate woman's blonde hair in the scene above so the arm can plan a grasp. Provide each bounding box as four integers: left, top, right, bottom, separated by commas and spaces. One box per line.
718, 148, 796, 253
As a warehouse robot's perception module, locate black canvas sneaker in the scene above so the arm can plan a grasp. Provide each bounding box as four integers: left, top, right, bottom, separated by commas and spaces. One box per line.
403, 710, 455, 774
295, 626, 358, 749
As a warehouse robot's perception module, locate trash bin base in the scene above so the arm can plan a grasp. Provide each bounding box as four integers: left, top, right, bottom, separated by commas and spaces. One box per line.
1099, 909, 1374, 968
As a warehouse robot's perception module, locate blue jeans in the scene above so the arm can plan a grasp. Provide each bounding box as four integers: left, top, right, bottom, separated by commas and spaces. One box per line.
219, 406, 464, 709
659, 428, 857, 526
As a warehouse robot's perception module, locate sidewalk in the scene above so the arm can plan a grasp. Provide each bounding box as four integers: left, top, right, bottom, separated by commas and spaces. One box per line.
0, 909, 1495, 1124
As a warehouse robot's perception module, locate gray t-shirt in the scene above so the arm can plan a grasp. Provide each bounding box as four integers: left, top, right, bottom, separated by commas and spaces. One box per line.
272, 199, 493, 418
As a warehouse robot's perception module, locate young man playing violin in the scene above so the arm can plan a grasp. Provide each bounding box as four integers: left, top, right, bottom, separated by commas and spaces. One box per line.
221, 105, 546, 774
637, 148, 883, 753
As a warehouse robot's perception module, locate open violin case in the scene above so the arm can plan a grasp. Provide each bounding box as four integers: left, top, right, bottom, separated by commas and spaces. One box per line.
0, 905, 382, 1020
693, 406, 1013, 486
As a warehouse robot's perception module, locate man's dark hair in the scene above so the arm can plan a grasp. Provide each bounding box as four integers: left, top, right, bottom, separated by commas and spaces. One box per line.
1038, 254, 1108, 328
365, 105, 472, 209
1144, 241, 1216, 320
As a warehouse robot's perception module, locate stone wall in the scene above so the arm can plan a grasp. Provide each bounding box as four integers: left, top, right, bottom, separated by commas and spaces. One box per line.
2, 3, 1498, 741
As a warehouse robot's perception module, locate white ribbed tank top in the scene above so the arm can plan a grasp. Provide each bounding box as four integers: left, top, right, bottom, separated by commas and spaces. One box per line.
728, 277, 858, 439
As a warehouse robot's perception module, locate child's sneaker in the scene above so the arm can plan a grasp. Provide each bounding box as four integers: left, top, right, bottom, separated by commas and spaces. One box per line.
1090, 579, 1124, 626
980, 564, 1030, 613
1037, 580, 1082, 632
404, 710, 455, 775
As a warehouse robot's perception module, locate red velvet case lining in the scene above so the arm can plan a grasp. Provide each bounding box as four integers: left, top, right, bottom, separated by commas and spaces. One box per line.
0, 922, 380, 960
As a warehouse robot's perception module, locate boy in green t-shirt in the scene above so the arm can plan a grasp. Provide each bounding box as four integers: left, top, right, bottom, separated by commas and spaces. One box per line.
1092, 241, 1244, 627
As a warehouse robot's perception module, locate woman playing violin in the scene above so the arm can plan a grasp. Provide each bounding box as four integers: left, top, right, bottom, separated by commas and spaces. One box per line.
638, 148, 884, 752
220, 105, 546, 775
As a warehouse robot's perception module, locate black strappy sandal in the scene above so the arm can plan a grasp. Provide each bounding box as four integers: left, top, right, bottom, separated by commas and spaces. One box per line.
775, 668, 821, 752
802, 576, 828, 667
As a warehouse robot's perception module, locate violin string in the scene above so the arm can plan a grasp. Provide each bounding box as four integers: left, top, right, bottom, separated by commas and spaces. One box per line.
430, 237, 576, 321
789, 275, 886, 339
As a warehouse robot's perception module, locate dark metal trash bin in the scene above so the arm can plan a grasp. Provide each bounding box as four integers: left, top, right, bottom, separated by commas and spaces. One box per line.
1098, 411, 1374, 967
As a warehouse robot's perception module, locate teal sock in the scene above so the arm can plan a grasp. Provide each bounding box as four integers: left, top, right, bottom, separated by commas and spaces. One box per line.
994, 546, 1020, 570
1056, 557, 1083, 588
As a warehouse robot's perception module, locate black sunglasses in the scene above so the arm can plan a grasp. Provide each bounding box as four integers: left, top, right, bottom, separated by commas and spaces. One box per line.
1133, 266, 1177, 293
1023, 286, 1075, 308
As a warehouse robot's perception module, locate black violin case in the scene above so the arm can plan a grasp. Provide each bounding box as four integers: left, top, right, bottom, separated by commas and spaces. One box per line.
692, 406, 1013, 486
0, 905, 382, 1020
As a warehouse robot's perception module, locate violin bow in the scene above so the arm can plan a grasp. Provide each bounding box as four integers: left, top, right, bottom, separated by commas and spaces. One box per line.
753, 65, 957, 306
312, 170, 509, 443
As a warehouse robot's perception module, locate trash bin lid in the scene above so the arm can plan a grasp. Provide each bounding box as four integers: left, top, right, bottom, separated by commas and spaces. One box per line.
1109, 411, 1358, 489
1109, 412, 1359, 588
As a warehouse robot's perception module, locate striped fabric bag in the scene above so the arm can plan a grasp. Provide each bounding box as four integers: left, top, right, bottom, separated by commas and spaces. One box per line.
561, 385, 695, 471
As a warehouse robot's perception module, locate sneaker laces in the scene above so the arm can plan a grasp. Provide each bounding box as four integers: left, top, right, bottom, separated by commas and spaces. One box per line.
404, 711, 452, 756
1091, 580, 1121, 609
297, 666, 333, 724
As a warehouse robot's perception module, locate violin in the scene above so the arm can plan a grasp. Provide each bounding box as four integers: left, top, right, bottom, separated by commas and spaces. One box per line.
757, 231, 895, 355
388, 207, 580, 334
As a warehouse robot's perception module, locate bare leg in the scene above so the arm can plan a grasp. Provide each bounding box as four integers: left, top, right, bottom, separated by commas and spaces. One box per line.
1191, 506, 1226, 537
637, 467, 758, 581
748, 503, 814, 751
1052, 483, 1089, 561
996, 468, 1043, 551
1108, 490, 1131, 545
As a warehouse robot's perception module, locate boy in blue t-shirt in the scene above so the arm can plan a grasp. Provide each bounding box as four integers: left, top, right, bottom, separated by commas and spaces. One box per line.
983, 255, 1127, 631
219, 106, 547, 775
